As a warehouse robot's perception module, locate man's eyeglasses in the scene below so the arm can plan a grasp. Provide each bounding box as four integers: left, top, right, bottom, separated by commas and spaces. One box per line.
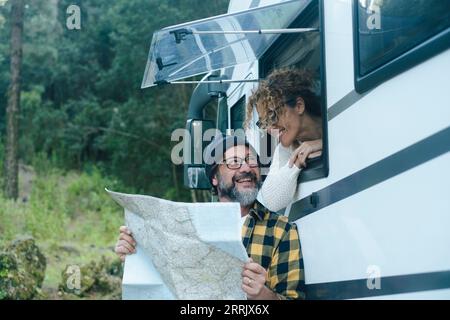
222, 156, 259, 170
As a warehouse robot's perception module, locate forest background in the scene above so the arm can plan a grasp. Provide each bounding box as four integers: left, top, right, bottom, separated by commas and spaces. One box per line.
0, 0, 228, 299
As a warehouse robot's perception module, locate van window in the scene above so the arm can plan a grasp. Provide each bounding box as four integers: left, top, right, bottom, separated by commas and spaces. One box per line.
231, 96, 246, 130
354, 0, 450, 92
258, 0, 328, 183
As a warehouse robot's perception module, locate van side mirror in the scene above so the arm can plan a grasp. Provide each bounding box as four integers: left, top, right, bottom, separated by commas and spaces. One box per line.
183, 119, 216, 189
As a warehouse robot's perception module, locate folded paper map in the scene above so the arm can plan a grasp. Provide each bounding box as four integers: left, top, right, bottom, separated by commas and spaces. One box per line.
106, 189, 249, 300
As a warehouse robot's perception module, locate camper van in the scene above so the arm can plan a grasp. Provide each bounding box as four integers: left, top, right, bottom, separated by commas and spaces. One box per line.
133, 0, 450, 299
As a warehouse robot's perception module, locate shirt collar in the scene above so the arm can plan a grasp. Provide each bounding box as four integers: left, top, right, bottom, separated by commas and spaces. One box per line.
248, 200, 269, 221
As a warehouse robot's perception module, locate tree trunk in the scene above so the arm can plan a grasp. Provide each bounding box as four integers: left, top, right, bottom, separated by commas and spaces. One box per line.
4, 0, 25, 200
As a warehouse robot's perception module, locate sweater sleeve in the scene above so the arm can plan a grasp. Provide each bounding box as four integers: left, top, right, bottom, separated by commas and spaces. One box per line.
257, 144, 302, 212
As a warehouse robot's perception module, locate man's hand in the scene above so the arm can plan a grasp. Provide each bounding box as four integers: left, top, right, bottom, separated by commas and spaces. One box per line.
114, 226, 136, 262
241, 258, 279, 300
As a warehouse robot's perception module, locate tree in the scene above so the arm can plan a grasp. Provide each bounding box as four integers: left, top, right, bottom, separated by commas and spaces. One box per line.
3, 0, 24, 199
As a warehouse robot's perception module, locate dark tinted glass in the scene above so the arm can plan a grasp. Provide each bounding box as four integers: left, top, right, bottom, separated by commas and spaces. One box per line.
231, 96, 246, 130
357, 0, 450, 76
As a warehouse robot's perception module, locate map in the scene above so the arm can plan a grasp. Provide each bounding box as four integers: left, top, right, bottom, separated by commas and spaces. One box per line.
106, 189, 249, 300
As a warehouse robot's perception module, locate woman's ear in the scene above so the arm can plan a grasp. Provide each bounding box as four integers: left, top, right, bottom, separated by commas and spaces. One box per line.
295, 97, 306, 115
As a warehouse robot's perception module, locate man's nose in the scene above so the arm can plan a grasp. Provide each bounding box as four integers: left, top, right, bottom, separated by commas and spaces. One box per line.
239, 161, 252, 172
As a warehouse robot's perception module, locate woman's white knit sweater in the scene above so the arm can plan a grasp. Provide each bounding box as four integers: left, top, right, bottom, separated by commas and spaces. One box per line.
257, 143, 302, 212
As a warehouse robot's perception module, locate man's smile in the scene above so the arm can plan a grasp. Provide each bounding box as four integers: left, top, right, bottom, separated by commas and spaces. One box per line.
234, 174, 257, 188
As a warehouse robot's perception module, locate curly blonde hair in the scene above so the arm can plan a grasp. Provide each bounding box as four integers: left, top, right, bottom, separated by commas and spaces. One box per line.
245, 68, 320, 129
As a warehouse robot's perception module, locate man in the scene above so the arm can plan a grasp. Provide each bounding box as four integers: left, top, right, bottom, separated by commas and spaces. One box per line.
115, 134, 305, 300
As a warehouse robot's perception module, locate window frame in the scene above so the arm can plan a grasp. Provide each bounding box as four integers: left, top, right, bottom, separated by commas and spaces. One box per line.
257, 0, 329, 183
352, 0, 450, 94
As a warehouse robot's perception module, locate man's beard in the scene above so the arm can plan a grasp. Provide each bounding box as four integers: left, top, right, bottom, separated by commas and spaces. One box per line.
217, 172, 262, 207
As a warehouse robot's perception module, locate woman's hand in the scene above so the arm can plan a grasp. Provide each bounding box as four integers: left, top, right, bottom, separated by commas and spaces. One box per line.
288, 139, 323, 169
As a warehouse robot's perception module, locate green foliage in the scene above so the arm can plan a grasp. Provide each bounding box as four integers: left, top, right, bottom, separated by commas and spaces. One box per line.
0, 166, 125, 295
31, 152, 56, 176
26, 172, 70, 240
59, 255, 122, 299
0, 166, 123, 247
0, 196, 26, 242
1, 0, 229, 199
0, 1, 233, 297
0, 137, 4, 188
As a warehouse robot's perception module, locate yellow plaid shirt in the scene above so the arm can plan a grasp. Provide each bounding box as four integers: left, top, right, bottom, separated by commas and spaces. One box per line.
241, 201, 306, 300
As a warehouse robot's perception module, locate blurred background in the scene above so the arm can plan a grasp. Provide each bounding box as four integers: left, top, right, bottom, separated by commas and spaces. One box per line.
0, 0, 227, 299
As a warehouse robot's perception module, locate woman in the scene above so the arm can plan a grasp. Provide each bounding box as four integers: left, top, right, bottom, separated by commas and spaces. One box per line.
245, 68, 323, 212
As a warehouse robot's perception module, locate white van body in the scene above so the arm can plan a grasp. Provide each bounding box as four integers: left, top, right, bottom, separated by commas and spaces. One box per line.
221, 0, 450, 299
